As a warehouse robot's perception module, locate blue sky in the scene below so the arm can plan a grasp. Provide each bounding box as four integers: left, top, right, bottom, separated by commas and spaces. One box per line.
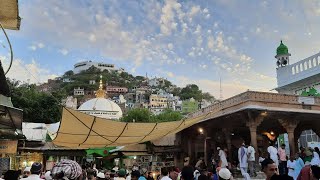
1, 0, 320, 98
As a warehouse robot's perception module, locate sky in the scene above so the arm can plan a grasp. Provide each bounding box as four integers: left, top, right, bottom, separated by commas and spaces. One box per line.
1, 0, 320, 99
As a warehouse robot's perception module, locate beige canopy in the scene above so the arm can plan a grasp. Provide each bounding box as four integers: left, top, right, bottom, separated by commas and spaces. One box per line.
0, 0, 21, 30
53, 108, 205, 148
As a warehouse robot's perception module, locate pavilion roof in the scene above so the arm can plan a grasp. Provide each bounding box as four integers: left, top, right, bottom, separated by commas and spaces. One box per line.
0, 0, 21, 30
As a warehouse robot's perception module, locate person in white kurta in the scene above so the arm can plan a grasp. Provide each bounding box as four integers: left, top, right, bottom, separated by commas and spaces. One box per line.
287, 157, 295, 179
267, 145, 279, 166
218, 147, 228, 168
238, 144, 251, 180
310, 151, 320, 166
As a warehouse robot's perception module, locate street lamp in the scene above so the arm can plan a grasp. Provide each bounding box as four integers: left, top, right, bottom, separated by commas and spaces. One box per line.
199, 128, 204, 135
270, 131, 275, 135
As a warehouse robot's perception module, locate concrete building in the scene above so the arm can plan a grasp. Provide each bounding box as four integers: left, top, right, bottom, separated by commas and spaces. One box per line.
63, 96, 78, 110
149, 94, 168, 114
275, 41, 320, 95
148, 77, 165, 87
106, 86, 128, 94
73, 61, 125, 74
74, 87, 84, 96
275, 41, 320, 147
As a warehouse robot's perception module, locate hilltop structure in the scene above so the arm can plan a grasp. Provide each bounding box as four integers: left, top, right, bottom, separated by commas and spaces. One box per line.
73, 61, 125, 74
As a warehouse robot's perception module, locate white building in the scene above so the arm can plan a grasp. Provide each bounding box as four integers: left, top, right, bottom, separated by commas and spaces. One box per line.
73, 61, 125, 74
64, 96, 78, 109
148, 77, 165, 87
78, 76, 123, 120
74, 87, 84, 96
275, 40, 320, 146
275, 41, 320, 95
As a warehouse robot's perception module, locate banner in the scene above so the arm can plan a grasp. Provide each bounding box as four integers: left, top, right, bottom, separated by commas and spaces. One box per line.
0, 140, 18, 154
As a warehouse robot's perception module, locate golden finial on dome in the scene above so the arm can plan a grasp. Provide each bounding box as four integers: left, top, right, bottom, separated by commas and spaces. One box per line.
95, 75, 107, 98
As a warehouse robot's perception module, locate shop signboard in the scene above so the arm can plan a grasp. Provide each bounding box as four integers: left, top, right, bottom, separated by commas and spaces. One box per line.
0, 140, 18, 154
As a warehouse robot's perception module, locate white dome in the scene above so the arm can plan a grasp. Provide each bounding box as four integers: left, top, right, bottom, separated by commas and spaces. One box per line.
78, 98, 123, 120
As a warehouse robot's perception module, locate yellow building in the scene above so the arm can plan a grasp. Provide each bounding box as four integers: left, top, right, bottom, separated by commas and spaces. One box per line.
149, 94, 168, 114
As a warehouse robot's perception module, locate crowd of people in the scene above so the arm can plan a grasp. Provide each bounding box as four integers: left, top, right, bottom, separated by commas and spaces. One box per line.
1, 143, 320, 180
212, 142, 320, 180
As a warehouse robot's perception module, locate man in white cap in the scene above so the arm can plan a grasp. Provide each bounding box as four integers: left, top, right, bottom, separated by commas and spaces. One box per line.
22, 167, 31, 178
218, 168, 232, 180
217, 147, 228, 168
21, 162, 43, 180
97, 172, 106, 180
238, 143, 251, 180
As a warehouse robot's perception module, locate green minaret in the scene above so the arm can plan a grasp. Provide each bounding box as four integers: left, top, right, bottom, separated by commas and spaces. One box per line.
275, 40, 291, 67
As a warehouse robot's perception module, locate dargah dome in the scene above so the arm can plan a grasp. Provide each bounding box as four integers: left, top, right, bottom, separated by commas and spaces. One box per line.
78, 75, 123, 120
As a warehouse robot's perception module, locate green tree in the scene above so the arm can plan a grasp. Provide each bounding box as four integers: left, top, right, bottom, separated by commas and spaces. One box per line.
154, 109, 183, 122
121, 108, 154, 122
202, 92, 215, 102
180, 84, 203, 100
63, 70, 74, 77
8, 80, 63, 123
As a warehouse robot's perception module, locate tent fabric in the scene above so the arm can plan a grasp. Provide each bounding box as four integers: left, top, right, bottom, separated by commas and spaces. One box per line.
53, 107, 205, 148
0, 0, 21, 30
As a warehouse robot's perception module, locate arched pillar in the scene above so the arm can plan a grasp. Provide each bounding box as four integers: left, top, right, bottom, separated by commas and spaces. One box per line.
246, 111, 265, 161
278, 119, 300, 155
222, 128, 233, 160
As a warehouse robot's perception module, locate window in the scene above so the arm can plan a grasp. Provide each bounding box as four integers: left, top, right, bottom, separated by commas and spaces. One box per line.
300, 64, 304, 72
313, 58, 317, 67
296, 65, 299, 73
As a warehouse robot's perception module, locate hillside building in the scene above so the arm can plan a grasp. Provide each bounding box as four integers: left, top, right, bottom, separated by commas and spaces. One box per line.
73, 61, 125, 74
106, 86, 128, 94
149, 94, 168, 114
73, 87, 84, 96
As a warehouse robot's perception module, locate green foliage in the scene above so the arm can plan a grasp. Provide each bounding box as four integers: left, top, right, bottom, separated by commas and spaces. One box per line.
121, 108, 154, 122
301, 88, 320, 97
8, 79, 63, 123
202, 92, 215, 101
155, 109, 183, 122
121, 108, 183, 123
63, 70, 74, 77
180, 84, 203, 100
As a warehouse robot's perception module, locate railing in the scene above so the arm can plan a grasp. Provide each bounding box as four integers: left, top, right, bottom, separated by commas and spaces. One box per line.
277, 52, 320, 87
187, 91, 320, 119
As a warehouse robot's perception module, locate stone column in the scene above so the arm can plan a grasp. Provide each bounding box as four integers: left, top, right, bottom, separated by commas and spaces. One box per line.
223, 128, 232, 160
287, 130, 295, 155
279, 119, 299, 156
249, 126, 258, 152
246, 112, 265, 162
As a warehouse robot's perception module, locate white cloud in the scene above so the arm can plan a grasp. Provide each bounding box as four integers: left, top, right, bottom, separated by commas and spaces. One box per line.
89, 34, 96, 42
127, 16, 133, 22
37, 43, 45, 48
29, 45, 37, 51
167, 71, 174, 78
1, 56, 58, 83
167, 43, 174, 50
199, 64, 207, 69
59, 49, 69, 55
203, 8, 209, 13
189, 5, 201, 17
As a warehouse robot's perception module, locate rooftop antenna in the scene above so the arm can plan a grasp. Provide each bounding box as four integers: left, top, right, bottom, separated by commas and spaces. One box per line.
219, 74, 223, 100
